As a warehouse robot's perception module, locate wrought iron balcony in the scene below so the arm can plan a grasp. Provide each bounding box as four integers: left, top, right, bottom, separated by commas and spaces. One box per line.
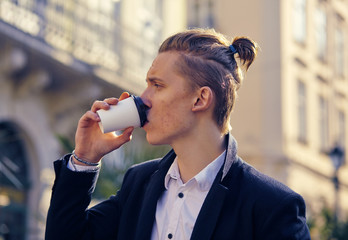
0, 0, 161, 93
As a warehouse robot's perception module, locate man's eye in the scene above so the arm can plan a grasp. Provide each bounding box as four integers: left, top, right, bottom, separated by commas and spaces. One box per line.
152, 82, 163, 88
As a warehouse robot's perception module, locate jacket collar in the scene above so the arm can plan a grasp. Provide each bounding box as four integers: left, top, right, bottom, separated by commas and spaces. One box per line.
158, 132, 239, 182
222, 133, 239, 180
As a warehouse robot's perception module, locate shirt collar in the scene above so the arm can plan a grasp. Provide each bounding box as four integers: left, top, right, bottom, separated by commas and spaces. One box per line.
164, 157, 181, 189
164, 150, 226, 191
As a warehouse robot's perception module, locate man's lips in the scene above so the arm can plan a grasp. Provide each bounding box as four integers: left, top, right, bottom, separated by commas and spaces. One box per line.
143, 109, 150, 128
143, 119, 149, 128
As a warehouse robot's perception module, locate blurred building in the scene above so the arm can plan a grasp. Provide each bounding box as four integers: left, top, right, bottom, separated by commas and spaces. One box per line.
189, 0, 348, 226
0, 0, 186, 239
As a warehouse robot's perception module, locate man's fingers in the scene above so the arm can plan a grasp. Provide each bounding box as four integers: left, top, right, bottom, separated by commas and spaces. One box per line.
91, 100, 110, 113
93, 93, 130, 113
108, 127, 134, 149
119, 92, 130, 101
85, 111, 100, 121
117, 127, 134, 144
79, 111, 100, 128
103, 97, 118, 105
122, 127, 134, 140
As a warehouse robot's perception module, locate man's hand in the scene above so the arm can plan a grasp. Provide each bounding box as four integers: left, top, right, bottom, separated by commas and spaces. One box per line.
73, 92, 134, 165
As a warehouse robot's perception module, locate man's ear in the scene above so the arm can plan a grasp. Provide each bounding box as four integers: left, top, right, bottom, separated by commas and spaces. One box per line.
192, 86, 213, 112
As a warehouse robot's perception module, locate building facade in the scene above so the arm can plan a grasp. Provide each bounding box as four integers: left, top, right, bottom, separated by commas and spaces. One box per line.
0, 0, 186, 239
192, 0, 348, 232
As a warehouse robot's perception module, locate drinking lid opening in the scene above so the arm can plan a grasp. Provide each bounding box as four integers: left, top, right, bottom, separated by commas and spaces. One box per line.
132, 95, 148, 127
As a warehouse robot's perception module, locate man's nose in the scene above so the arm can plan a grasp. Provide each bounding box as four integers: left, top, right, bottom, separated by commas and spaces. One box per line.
140, 89, 151, 108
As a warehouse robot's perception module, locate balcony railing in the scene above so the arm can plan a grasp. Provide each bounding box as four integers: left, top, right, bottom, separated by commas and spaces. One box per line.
0, 0, 160, 93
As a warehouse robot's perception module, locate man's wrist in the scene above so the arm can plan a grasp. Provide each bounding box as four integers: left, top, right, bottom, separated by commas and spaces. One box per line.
72, 155, 89, 166
68, 155, 100, 172
72, 150, 100, 166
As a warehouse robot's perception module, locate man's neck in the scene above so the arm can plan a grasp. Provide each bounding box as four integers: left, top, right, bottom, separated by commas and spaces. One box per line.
171, 127, 226, 183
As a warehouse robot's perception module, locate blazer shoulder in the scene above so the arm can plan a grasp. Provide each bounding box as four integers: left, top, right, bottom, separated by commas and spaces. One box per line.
235, 162, 310, 238
229, 157, 304, 205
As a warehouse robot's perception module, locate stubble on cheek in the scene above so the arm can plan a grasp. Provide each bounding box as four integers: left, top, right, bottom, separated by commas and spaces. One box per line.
155, 101, 182, 143
150, 87, 193, 143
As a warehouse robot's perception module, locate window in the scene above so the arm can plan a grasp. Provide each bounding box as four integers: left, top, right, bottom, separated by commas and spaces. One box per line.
137, 0, 163, 66
293, 0, 307, 43
139, 0, 163, 43
338, 111, 345, 148
315, 8, 327, 61
335, 28, 345, 77
298, 81, 307, 142
188, 0, 214, 28
319, 96, 329, 151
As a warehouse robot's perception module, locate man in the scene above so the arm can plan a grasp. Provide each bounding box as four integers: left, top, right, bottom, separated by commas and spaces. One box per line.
46, 29, 311, 239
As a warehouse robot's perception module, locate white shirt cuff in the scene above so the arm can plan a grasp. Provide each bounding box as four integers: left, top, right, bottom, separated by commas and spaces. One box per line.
67, 155, 101, 172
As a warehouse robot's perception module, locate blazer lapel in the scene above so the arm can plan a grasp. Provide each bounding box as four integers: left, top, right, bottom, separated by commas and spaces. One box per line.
134, 150, 176, 240
191, 133, 238, 240
190, 171, 229, 240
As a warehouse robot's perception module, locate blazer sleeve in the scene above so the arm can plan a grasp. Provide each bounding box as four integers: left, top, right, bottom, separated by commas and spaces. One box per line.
45, 155, 121, 240
257, 192, 311, 240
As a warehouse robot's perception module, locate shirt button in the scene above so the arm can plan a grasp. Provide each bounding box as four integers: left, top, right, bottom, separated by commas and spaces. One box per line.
168, 233, 173, 239
178, 192, 184, 198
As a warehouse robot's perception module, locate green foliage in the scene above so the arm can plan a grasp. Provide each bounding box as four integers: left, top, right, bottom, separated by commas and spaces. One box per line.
93, 163, 124, 199
319, 206, 336, 239
310, 205, 348, 240
336, 221, 348, 239
306, 216, 316, 232
55, 134, 74, 153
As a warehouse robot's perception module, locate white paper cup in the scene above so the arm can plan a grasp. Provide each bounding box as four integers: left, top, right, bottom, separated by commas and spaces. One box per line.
97, 96, 147, 133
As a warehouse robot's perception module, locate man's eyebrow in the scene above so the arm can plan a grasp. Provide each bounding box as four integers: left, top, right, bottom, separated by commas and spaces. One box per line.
146, 77, 164, 83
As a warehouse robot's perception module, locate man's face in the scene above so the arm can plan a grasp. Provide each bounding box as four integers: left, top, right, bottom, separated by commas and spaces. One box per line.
141, 51, 197, 146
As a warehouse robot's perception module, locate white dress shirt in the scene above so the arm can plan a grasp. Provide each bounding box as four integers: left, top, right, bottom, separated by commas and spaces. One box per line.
151, 150, 226, 240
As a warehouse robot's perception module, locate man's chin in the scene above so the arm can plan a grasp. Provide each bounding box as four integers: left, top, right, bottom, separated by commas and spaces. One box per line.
146, 134, 165, 146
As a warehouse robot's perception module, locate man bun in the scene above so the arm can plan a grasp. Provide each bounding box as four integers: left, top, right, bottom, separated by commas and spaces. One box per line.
231, 37, 259, 71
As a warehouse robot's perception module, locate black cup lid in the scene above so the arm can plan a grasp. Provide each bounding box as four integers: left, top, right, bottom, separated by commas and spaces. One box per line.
132, 95, 148, 127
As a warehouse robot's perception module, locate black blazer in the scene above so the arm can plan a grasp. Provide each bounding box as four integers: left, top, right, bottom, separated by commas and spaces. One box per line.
45, 134, 310, 240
